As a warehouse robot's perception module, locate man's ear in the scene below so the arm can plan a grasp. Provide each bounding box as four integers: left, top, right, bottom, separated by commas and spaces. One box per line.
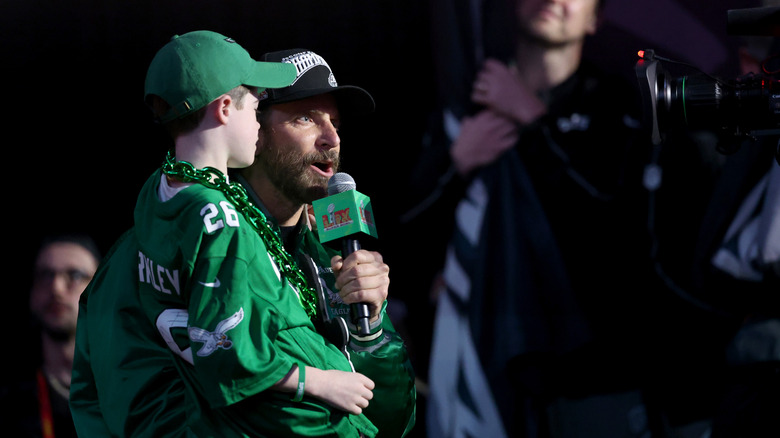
587, 10, 602, 36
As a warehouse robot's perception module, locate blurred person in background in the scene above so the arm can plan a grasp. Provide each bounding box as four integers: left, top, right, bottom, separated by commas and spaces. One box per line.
398, 0, 655, 436
0, 233, 100, 438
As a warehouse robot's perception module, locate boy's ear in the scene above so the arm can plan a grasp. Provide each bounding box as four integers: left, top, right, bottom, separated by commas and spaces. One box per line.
212, 94, 234, 125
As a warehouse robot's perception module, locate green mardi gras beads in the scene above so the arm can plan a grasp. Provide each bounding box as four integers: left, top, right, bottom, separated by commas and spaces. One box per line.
161, 151, 318, 318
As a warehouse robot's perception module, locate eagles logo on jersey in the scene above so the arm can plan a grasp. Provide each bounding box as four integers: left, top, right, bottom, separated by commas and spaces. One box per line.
188, 308, 244, 357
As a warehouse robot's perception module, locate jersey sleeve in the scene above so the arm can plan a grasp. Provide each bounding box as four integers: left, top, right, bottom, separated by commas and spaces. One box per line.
70, 285, 113, 436
347, 303, 417, 438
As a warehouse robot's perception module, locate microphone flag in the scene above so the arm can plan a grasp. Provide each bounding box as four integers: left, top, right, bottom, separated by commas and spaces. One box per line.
312, 189, 378, 243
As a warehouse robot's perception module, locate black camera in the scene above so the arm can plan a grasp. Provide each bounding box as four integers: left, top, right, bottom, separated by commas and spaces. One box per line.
635, 49, 780, 146
634, 6, 780, 147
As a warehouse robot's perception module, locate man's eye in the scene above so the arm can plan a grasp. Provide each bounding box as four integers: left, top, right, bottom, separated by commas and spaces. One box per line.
33, 269, 92, 285
34, 269, 56, 282
68, 270, 92, 283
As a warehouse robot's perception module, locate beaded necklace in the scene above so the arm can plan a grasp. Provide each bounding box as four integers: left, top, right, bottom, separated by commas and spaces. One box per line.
161, 150, 317, 318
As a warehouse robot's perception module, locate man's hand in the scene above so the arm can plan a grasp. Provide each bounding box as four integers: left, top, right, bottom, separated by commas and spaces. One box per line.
471, 58, 546, 124
331, 250, 389, 322
451, 109, 519, 176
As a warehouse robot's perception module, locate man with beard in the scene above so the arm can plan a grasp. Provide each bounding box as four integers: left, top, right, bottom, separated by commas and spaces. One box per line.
70, 32, 410, 437
232, 48, 416, 438
1, 233, 100, 438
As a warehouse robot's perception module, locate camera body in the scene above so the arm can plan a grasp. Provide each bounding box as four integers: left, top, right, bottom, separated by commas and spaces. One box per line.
635, 49, 780, 146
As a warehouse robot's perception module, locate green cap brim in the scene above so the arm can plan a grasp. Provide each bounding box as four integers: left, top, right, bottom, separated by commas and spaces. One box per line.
248, 61, 298, 88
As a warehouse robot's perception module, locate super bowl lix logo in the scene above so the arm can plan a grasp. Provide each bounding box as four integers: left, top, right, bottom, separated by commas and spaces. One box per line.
321, 203, 353, 231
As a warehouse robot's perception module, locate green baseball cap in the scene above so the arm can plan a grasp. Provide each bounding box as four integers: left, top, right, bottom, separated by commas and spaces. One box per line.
144, 30, 297, 123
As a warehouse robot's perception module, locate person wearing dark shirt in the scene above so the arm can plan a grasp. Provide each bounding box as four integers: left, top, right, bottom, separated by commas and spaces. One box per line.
398, 0, 655, 436
0, 234, 100, 438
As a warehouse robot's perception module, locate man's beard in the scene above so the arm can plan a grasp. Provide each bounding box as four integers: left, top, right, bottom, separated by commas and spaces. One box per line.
35, 313, 75, 342
43, 324, 74, 342
518, 26, 570, 49
256, 139, 341, 205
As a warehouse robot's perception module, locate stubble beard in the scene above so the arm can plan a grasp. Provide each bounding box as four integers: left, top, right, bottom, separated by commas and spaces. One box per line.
35, 312, 76, 342
518, 22, 571, 49
256, 139, 341, 206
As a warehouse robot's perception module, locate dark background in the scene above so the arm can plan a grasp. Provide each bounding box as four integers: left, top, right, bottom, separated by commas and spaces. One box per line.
2, 0, 762, 433
4, 0, 436, 333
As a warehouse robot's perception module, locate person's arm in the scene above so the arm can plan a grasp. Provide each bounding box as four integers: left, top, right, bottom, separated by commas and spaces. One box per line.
401, 59, 542, 225
450, 109, 519, 176
331, 250, 417, 437
450, 58, 550, 176
470, 58, 546, 124
69, 298, 114, 436
272, 364, 375, 415
331, 250, 389, 323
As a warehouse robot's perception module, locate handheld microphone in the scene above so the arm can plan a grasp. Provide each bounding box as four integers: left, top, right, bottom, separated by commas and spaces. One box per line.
313, 172, 378, 336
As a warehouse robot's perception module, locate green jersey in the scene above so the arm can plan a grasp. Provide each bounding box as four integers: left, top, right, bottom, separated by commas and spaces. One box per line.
71, 169, 414, 437
235, 173, 417, 438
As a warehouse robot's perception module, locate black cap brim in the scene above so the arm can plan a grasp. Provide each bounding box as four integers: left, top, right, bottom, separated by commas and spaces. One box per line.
259, 84, 375, 115
258, 49, 375, 115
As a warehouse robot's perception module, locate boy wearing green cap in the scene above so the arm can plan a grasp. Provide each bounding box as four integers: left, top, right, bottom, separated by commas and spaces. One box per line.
70, 31, 391, 437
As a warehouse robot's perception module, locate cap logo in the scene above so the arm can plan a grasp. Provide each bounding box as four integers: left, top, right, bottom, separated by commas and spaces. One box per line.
224, 37, 237, 44
282, 51, 337, 87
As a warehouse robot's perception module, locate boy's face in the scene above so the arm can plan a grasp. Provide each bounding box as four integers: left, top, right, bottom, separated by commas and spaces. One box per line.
227, 90, 262, 170
255, 93, 341, 205
517, 0, 599, 45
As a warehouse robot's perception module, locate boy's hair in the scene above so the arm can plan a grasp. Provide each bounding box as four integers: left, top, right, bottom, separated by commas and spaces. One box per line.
150, 85, 252, 138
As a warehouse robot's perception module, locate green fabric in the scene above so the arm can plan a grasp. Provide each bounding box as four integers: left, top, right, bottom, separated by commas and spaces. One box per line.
70, 229, 194, 437
71, 170, 395, 437
295, 223, 417, 438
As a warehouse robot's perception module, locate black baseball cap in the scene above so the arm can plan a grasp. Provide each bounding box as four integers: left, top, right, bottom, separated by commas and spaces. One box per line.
257, 49, 375, 115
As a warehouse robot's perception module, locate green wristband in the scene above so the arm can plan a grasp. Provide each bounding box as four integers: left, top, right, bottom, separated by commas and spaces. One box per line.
291, 364, 305, 402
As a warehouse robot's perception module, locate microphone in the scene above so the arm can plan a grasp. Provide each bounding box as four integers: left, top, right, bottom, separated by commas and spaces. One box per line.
313, 172, 378, 336
327, 174, 370, 335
